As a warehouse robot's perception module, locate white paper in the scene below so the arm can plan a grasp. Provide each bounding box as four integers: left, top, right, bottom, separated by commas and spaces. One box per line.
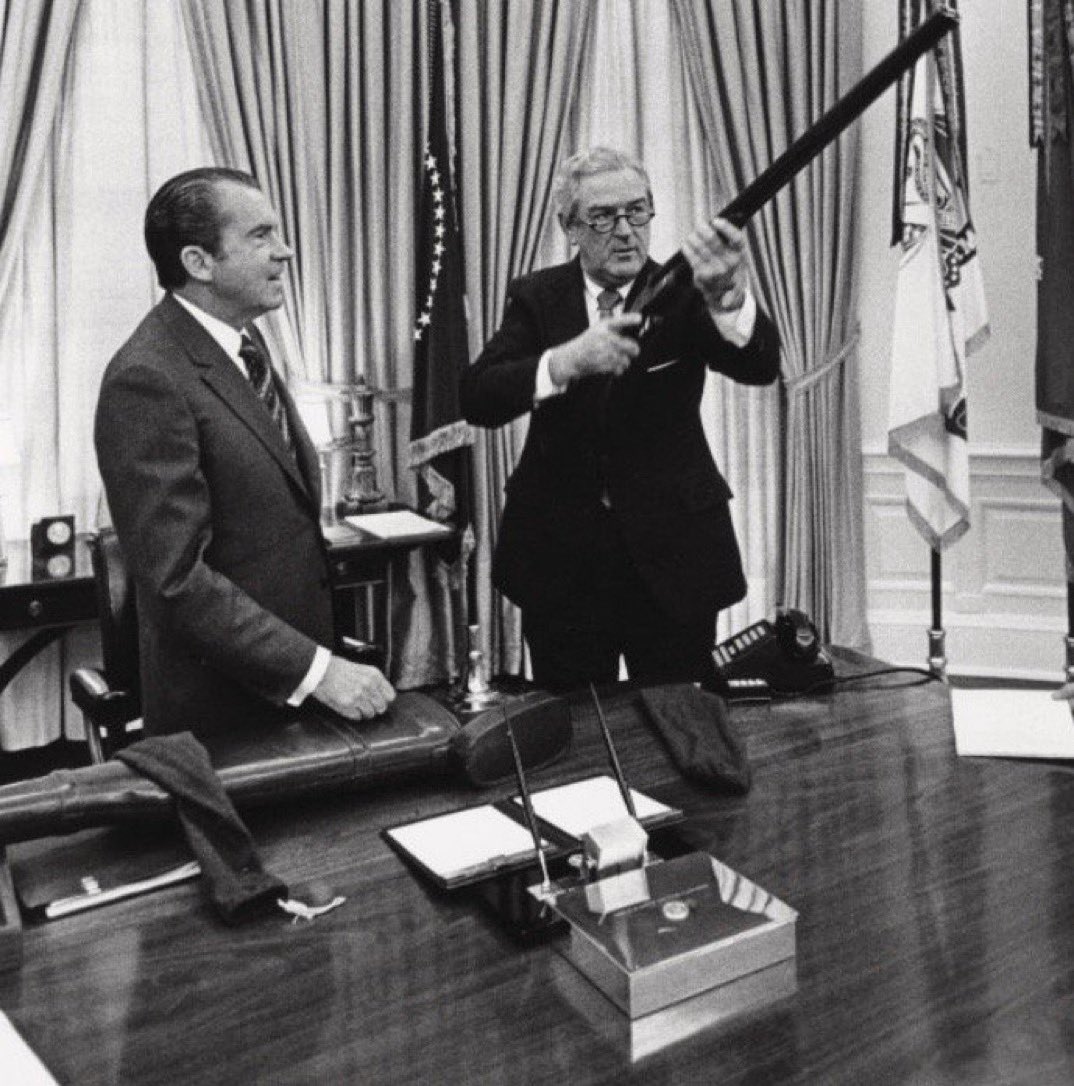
521, 775, 672, 838
0, 1012, 60, 1085
386, 805, 545, 881
950, 689, 1074, 759
343, 510, 451, 540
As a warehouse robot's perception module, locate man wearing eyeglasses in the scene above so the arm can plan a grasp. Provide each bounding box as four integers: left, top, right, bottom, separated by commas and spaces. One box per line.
460, 146, 781, 691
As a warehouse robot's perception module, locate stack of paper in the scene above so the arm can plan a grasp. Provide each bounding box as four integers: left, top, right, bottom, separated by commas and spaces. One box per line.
344, 510, 451, 540
950, 688, 1074, 759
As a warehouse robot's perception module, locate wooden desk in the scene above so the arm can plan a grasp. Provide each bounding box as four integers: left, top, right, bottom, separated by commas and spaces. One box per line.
2, 653, 1073, 1084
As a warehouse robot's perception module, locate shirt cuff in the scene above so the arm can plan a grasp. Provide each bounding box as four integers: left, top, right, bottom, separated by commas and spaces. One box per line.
534, 349, 567, 404
709, 289, 757, 348
288, 645, 332, 706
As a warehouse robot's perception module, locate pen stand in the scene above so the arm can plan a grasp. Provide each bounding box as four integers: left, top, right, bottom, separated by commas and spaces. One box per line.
531, 849, 797, 1021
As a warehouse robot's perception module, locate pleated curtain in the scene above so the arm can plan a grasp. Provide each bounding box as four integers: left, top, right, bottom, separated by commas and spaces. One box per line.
673, 0, 869, 646
179, 0, 461, 687
455, 0, 595, 674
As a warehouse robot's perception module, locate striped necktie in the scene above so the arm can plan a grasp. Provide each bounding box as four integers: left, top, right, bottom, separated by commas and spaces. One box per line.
596, 288, 621, 320
239, 334, 293, 454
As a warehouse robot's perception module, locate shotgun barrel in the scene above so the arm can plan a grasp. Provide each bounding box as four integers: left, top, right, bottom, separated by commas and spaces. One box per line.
630, 7, 959, 329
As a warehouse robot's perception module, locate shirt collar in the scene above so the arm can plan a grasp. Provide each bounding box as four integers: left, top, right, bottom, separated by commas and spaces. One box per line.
582, 273, 634, 306
172, 293, 245, 363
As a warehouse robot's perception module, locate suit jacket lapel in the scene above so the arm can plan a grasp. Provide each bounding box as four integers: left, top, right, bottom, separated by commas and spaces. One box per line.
554, 258, 589, 341
158, 296, 319, 513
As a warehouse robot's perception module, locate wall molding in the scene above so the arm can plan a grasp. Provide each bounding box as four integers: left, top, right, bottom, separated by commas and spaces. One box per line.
862, 448, 1065, 680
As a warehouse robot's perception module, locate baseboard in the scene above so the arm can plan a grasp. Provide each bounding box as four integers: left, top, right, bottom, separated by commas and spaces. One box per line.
868, 610, 1067, 682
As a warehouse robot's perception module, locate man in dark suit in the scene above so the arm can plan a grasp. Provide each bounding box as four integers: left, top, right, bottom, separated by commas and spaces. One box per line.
461, 147, 781, 691
95, 167, 394, 736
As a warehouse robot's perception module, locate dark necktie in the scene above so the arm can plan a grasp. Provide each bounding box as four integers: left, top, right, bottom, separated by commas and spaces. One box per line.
597, 288, 621, 320
595, 289, 621, 510
239, 334, 293, 454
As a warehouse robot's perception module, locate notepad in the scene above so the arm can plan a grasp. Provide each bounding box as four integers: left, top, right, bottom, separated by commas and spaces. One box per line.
950, 688, 1074, 759
383, 776, 682, 890
343, 510, 451, 540
385, 805, 546, 885
514, 775, 673, 838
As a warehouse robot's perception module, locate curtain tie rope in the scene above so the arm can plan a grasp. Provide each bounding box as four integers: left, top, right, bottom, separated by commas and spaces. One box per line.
783, 325, 861, 397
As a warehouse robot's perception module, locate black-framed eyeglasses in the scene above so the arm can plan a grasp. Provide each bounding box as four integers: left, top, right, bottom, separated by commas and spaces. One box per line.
578, 203, 655, 234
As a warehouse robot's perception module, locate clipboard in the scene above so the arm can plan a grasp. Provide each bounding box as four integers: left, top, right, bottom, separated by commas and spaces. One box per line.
382, 774, 683, 890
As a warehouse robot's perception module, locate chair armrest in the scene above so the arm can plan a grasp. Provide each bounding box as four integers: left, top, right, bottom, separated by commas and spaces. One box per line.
69, 668, 143, 763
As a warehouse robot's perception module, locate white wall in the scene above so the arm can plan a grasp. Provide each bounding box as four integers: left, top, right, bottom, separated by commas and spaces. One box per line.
856, 1, 1066, 678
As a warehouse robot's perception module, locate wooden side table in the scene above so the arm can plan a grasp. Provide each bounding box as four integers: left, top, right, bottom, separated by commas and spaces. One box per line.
0, 539, 96, 699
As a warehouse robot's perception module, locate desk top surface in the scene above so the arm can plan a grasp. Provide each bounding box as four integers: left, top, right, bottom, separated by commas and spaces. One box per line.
2, 654, 1073, 1085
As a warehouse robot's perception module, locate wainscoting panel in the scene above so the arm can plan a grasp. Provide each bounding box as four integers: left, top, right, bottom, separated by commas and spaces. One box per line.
863, 447, 1066, 680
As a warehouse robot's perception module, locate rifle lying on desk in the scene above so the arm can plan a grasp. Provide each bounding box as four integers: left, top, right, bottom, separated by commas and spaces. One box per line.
0, 690, 570, 845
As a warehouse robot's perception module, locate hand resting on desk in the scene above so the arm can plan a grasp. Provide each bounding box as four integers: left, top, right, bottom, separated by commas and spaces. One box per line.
312, 655, 395, 720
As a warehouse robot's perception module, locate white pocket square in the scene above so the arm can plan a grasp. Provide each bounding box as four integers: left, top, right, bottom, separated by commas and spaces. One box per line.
646, 357, 682, 373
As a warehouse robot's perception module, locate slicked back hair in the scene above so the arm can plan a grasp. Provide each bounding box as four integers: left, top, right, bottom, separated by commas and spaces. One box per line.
144, 167, 261, 290
553, 146, 652, 229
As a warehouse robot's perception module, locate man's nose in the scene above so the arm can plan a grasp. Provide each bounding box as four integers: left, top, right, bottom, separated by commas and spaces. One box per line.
274, 239, 294, 261
611, 214, 634, 236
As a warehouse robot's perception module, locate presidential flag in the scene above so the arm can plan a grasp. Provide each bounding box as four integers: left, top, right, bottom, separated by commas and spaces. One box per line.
408, 0, 473, 536
888, 0, 989, 550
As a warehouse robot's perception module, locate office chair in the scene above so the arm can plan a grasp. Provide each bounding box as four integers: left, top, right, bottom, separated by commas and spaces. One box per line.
68, 529, 143, 763
69, 528, 385, 764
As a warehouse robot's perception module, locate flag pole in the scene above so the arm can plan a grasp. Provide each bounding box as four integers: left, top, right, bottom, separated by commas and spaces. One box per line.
1065, 576, 1074, 688
928, 547, 947, 680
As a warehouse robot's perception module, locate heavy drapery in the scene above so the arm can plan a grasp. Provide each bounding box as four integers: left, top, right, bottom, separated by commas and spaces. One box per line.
674, 0, 869, 646
180, 0, 458, 687
0, 1, 209, 748
455, 0, 594, 674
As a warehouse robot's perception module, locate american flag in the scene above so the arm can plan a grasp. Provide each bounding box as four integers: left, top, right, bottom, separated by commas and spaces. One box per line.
408, 0, 472, 537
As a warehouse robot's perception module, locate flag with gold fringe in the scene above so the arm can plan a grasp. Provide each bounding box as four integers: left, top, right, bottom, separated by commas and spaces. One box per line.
408, 0, 473, 538
888, 0, 989, 550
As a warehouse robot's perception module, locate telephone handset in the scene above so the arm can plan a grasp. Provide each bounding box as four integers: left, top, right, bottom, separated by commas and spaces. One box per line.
709, 608, 835, 695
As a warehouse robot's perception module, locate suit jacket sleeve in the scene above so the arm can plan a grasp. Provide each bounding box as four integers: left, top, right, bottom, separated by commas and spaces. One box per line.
460, 279, 548, 428
668, 286, 782, 386
461, 268, 781, 431
95, 359, 320, 706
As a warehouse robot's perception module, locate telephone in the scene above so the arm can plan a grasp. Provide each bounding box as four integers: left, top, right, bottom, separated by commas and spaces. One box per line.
709, 608, 835, 696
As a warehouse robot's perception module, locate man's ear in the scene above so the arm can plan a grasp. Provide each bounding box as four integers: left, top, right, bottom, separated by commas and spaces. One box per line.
180, 245, 214, 284
559, 213, 579, 248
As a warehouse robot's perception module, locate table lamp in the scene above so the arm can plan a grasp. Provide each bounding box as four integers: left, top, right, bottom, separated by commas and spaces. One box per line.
0, 417, 20, 568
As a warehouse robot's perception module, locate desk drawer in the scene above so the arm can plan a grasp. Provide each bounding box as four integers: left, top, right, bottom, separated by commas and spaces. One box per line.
0, 580, 97, 631
332, 554, 390, 588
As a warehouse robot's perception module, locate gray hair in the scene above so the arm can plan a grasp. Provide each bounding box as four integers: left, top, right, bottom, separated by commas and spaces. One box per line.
553, 146, 652, 228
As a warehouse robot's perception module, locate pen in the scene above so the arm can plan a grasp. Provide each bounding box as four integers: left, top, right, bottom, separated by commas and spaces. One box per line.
506, 718, 552, 892
589, 682, 637, 819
